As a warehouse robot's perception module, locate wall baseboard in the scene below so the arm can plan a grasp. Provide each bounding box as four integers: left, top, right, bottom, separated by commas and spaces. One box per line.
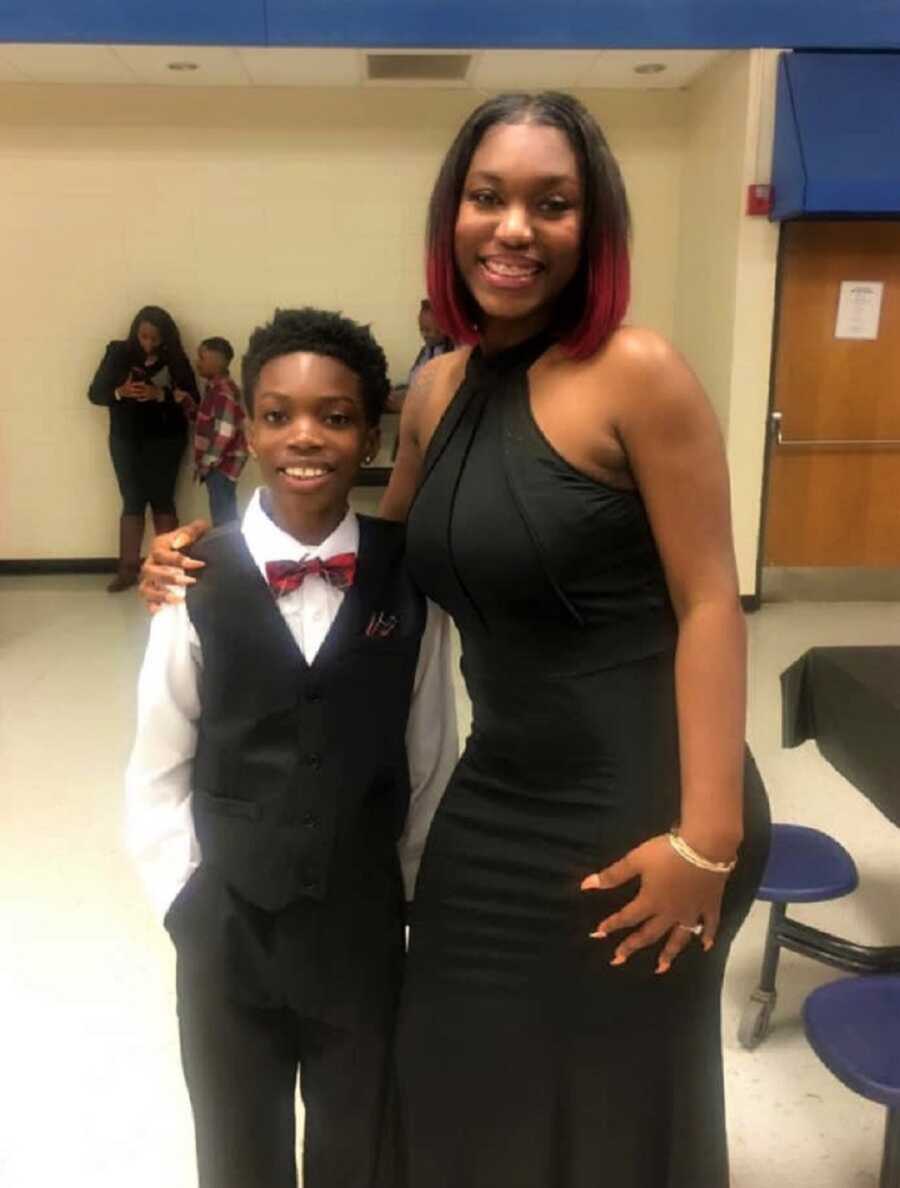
0, 558, 117, 575
0, 564, 772, 606
762, 566, 900, 603
1, 560, 767, 614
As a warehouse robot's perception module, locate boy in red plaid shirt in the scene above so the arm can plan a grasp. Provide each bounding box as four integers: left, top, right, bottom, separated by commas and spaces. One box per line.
175, 337, 248, 525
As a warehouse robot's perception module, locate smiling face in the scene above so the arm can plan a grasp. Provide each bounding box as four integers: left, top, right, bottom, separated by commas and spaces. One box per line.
247, 351, 379, 544
454, 121, 583, 345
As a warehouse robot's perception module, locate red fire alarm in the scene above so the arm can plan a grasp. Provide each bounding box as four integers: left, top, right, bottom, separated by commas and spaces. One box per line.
746, 184, 773, 216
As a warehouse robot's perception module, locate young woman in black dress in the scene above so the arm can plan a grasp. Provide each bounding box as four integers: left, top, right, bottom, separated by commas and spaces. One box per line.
89, 306, 198, 591
377, 92, 770, 1187
140, 93, 770, 1186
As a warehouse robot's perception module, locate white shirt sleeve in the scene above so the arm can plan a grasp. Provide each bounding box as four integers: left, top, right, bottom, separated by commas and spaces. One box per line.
124, 602, 203, 922
398, 600, 459, 900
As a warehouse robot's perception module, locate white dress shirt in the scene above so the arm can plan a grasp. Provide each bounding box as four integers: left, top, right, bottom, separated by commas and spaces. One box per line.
125, 488, 458, 920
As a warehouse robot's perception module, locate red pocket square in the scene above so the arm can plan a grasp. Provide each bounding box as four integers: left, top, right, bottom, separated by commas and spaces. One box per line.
365, 612, 398, 639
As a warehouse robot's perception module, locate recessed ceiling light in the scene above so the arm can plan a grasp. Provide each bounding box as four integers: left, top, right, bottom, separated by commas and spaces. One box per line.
634, 62, 667, 75
167, 61, 199, 72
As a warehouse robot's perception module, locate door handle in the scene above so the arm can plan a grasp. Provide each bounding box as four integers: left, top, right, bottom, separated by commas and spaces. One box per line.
770, 409, 900, 449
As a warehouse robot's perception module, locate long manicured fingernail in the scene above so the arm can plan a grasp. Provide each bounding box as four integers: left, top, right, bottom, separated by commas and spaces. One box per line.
589, 928, 607, 939
581, 874, 600, 891
610, 954, 626, 967
655, 960, 671, 975
702, 939, 713, 952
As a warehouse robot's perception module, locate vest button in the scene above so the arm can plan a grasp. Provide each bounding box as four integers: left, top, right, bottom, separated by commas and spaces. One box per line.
306, 686, 321, 702
302, 813, 319, 829
305, 752, 321, 769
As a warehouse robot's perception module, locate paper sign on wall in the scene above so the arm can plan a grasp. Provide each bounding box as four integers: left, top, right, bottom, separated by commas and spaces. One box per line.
834, 280, 884, 340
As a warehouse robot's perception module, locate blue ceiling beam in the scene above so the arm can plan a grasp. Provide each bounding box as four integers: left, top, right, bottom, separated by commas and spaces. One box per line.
1, 0, 898, 50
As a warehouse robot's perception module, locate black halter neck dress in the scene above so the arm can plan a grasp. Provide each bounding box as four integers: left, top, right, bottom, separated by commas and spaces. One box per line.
397, 332, 771, 1188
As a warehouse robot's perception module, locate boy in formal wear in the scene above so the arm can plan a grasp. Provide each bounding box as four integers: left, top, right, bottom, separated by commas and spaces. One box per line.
125, 308, 457, 1188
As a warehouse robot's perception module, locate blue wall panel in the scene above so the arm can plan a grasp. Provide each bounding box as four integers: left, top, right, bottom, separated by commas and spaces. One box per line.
1, 0, 899, 49
0, 1, 267, 46
772, 52, 900, 218
266, 1, 900, 50
771, 55, 807, 220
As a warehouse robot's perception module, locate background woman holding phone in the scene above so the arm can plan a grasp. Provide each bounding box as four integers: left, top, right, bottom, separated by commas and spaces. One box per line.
89, 305, 198, 591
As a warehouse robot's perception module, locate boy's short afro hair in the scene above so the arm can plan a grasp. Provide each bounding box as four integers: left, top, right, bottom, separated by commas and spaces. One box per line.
200, 336, 235, 365
242, 308, 390, 425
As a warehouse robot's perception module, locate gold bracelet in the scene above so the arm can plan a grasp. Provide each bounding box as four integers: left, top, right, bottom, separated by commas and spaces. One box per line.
668, 829, 737, 875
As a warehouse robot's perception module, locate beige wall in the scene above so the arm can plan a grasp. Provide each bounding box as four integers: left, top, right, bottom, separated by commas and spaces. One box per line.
0, 83, 684, 559
673, 50, 780, 593
724, 50, 780, 594
673, 52, 750, 430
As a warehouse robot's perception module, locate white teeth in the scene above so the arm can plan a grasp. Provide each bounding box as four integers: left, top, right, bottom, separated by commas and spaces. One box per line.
484, 259, 540, 277
284, 466, 328, 479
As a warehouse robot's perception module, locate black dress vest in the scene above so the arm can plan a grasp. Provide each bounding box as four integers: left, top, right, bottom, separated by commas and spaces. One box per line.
184, 515, 427, 914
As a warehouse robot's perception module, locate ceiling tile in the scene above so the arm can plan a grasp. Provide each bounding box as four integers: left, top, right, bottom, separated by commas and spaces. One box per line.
578, 49, 725, 89
0, 43, 133, 84
239, 47, 361, 86
469, 50, 601, 90
111, 44, 251, 86
0, 43, 727, 91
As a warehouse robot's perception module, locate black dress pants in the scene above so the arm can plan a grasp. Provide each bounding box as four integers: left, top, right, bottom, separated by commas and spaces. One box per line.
109, 429, 186, 515
175, 951, 397, 1188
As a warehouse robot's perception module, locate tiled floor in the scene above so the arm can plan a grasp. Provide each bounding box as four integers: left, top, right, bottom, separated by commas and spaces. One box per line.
2, 576, 899, 1188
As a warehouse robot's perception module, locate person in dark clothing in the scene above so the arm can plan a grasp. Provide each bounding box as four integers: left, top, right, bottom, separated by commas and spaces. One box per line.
385, 300, 455, 413
89, 306, 199, 591
125, 308, 456, 1188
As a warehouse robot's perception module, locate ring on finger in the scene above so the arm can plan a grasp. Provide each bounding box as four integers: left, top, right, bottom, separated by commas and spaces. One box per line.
676, 922, 704, 936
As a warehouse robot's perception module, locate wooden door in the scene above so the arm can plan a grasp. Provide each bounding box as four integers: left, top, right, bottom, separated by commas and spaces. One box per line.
764, 221, 900, 566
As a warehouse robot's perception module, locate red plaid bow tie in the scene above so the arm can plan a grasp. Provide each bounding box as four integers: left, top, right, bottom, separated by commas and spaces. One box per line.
265, 553, 357, 597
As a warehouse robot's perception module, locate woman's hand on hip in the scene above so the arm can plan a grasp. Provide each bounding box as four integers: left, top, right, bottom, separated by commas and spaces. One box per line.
580, 835, 730, 973
138, 520, 210, 613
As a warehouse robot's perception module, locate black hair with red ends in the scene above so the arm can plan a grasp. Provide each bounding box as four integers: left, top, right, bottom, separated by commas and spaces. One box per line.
425, 91, 631, 358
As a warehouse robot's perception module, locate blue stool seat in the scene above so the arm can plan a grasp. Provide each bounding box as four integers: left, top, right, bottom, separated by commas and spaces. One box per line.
804, 975, 900, 1108
758, 823, 858, 903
